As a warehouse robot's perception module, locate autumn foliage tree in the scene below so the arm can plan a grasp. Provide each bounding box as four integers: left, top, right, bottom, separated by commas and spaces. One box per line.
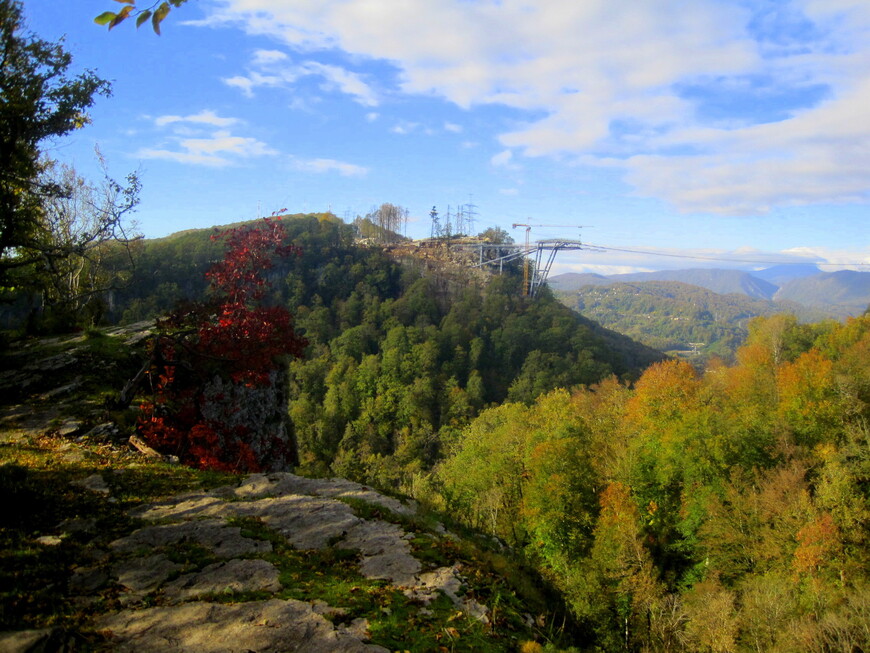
439, 313, 870, 651
137, 218, 306, 471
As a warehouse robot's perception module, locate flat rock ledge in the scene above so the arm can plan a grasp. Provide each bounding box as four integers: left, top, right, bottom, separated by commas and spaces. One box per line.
96, 599, 388, 653
163, 559, 282, 603
87, 472, 487, 652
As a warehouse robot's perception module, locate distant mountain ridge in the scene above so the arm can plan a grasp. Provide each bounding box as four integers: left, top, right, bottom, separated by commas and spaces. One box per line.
549, 273, 612, 290
752, 263, 823, 285
554, 280, 818, 358
776, 270, 870, 317
609, 268, 779, 300
550, 265, 869, 318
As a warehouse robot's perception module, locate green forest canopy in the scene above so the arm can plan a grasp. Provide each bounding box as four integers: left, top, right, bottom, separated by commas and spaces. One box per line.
116, 218, 870, 650
82, 214, 662, 486
437, 312, 870, 652
556, 280, 831, 359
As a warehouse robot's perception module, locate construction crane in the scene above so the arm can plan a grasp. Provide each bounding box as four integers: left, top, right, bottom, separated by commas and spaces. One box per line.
512, 223, 588, 296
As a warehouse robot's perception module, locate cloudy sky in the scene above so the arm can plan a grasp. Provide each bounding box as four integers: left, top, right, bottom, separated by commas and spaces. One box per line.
23, 0, 870, 274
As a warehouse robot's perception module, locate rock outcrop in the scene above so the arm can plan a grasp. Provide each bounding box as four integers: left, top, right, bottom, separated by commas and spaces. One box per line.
90, 472, 488, 651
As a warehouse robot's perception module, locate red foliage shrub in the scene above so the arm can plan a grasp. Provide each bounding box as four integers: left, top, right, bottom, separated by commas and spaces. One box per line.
138, 218, 307, 471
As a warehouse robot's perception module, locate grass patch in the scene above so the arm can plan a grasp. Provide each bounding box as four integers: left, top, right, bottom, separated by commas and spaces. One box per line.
409, 533, 460, 570
106, 465, 238, 505
337, 492, 582, 647
221, 515, 526, 651
162, 541, 220, 571
337, 496, 439, 536
228, 516, 371, 610
336, 496, 461, 570
0, 460, 128, 631
366, 589, 485, 650
0, 536, 79, 630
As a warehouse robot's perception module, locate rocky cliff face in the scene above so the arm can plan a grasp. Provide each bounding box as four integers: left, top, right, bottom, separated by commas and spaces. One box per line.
199, 369, 296, 470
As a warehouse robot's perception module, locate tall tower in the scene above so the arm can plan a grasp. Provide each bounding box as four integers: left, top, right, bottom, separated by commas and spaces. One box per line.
465, 195, 478, 235
429, 206, 440, 238
455, 204, 465, 236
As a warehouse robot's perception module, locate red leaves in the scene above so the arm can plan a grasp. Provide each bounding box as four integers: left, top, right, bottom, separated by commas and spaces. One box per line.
205, 217, 299, 306
138, 218, 306, 471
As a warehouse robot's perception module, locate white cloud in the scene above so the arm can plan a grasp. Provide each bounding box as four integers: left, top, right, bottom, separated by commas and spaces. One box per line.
252, 49, 289, 65
292, 157, 368, 177
180, 131, 275, 156
391, 121, 418, 135
140, 113, 276, 166
499, 188, 519, 196
490, 150, 515, 168
301, 62, 379, 106
444, 122, 462, 133
550, 263, 655, 276
782, 245, 870, 270
223, 75, 255, 97
223, 50, 379, 106
223, 71, 295, 98
625, 74, 870, 213
136, 148, 230, 167
223, 76, 254, 97
139, 133, 277, 166
288, 96, 319, 112
154, 109, 240, 128
208, 0, 870, 215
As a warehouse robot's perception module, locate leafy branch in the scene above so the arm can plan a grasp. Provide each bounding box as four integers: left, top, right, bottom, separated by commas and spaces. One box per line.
94, 0, 187, 35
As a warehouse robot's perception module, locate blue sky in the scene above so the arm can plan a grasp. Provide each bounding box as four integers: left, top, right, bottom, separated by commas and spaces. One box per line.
22, 0, 870, 274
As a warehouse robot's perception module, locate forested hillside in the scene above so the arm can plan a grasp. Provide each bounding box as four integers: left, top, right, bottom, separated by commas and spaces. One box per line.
89, 215, 662, 487
611, 268, 779, 300
776, 270, 870, 318
549, 269, 780, 299
549, 266, 870, 330
435, 312, 870, 651
4, 215, 869, 651
555, 280, 828, 358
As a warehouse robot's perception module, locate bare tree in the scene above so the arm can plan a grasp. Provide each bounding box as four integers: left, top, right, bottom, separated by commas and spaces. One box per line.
363, 203, 409, 243
0, 0, 111, 288
31, 152, 142, 327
